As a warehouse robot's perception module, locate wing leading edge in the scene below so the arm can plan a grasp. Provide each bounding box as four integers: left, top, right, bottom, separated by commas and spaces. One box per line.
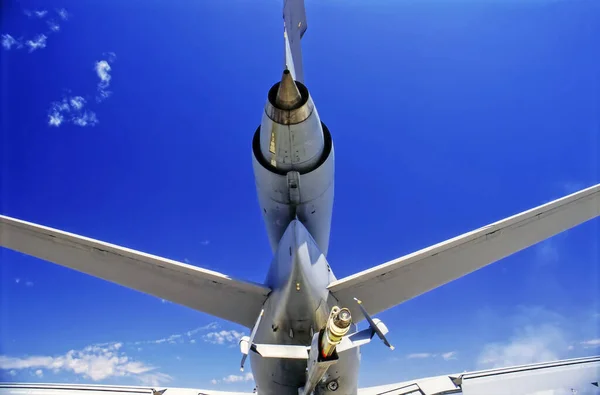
0, 215, 270, 328
328, 184, 600, 321
358, 355, 600, 395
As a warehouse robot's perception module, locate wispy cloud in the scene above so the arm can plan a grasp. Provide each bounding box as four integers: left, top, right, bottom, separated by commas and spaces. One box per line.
0, 342, 171, 386
48, 53, 116, 128
3, 8, 70, 53
580, 339, 600, 349
14, 278, 34, 287
203, 330, 246, 345
95, 54, 116, 102
23, 9, 48, 18
200, 240, 210, 246
2, 34, 22, 50
132, 322, 219, 346
56, 8, 69, 21
25, 35, 47, 52
476, 307, 570, 369
406, 351, 457, 360
407, 353, 433, 359
441, 351, 457, 361
47, 20, 61, 32
48, 96, 98, 128
211, 372, 254, 385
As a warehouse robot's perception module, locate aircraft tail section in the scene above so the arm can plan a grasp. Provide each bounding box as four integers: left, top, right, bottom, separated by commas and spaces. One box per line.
283, 0, 307, 82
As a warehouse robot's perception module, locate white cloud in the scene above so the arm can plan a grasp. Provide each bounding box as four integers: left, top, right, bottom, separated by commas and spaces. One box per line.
34, 369, 43, 378
70, 97, 85, 110
190, 339, 196, 344
441, 351, 457, 361
48, 112, 64, 127
133, 322, 219, 346
56, 8, 69, 21
47, 20, 61, 32
95, 59, 115, 102
223, 373, 254, 383
48, 96, 98, 128
137, 372, 172, 387
72, 111, 99, 127
477, 322, 568, 369
580, 339, 600, 349
104, 52, 117, 63
0, 342, 171, 385
405, 351, 457, 360
2, 34, 22, 50
203, 330, 246, 345
14, 278, 34, 287
407, 353, 433, 359
96, 61, 111, 87
200, 240, 210, 246
212, 373, 254, 384
4, 8, 68, 53
9, 370, 17, 377
25, 34, 47, 52
27, 10, 48, 18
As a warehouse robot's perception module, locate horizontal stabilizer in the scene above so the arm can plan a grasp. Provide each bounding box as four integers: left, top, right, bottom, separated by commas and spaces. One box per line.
0, 215, 270, 328
329, 184, 600, 321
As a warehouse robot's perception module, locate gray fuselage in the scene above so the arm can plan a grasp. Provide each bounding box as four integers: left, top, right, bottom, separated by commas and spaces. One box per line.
249, 219, 360, 395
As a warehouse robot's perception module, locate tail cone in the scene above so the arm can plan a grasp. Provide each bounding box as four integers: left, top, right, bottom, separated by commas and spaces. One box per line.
275, 69, 302, 110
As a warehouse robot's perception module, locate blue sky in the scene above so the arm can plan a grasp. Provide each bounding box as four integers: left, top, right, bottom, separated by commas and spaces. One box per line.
1, 0, 599, 392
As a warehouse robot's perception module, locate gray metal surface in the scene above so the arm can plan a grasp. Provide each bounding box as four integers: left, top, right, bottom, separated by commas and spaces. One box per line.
283, 0, 307, 83
249, 219, 359, 395
0, 215, 270, 328
259, 76, 325, 173
251, 111, 335, 255
358, 356, 600, 394
328, 183, 600, 322
2, 0, 599, 391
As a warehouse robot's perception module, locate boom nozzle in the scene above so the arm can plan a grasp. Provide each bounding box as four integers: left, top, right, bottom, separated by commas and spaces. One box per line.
275, 69, 302, 110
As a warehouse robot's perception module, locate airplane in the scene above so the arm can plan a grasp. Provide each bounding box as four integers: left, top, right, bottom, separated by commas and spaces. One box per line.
1, 0, 600, 394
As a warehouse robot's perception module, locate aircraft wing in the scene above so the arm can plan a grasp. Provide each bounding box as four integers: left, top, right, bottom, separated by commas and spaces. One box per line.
0, 215, 270, 328
0, 384, 254, 395
358, 355, 600, 394
328, 183, 600, 321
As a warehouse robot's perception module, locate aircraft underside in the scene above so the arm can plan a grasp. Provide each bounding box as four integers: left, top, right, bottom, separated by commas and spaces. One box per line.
0, 0, 599, 394
249, 219, 360, 395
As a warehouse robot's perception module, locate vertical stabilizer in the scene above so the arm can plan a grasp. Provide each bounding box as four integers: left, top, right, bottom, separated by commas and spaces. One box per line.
283, 0, 308, 83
